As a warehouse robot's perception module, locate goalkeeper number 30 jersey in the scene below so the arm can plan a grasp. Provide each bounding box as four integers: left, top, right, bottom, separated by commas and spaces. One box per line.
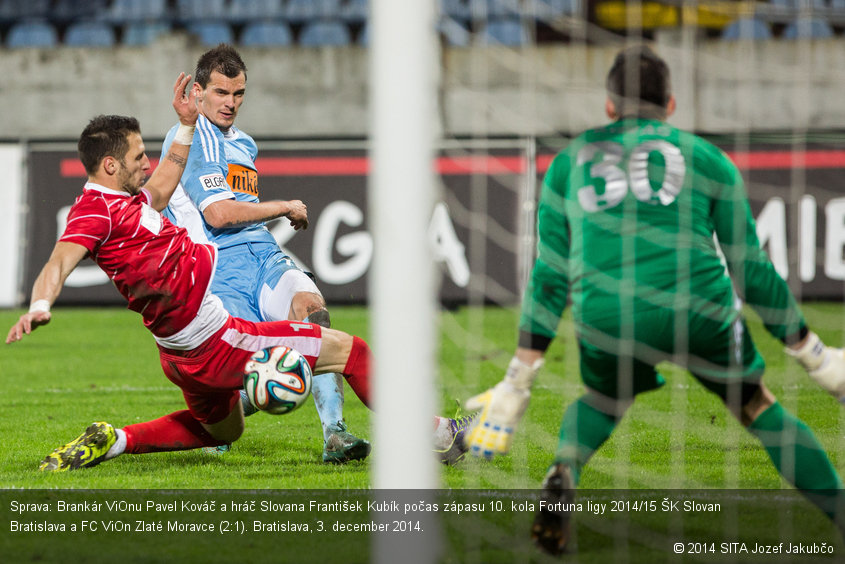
520, 118, 805, 348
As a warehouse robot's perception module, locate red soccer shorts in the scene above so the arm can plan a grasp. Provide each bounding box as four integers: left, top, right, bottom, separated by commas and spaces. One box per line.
157, 316, 323, 424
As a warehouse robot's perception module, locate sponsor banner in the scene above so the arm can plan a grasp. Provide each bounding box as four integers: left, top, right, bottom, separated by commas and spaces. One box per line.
0, 144, 24, 307
735, 144, 845, 300
536, 139, 845, 300
25, 144, 524, 306
23, 140, 845, 306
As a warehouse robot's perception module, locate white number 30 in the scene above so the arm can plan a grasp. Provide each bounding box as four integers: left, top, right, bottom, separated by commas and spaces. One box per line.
576, 140, 686, 212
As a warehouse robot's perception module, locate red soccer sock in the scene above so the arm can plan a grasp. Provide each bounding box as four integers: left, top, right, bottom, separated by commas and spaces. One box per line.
342, 336, 371, 409
123, 410, 227, 454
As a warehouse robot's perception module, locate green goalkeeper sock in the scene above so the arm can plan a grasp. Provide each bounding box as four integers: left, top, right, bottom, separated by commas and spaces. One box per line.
748, 401, 843, 520
553, 396, 619, 485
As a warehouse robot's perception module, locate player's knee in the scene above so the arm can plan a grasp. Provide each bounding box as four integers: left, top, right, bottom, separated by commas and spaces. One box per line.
204, 406, 246, 443
212, 421, 244, 444
290, 290, 326, 322
584, 389, 632, 418
306, 308, 331, 328
735, 383, 774, 427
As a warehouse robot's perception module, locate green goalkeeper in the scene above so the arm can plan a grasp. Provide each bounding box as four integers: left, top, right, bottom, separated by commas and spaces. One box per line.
464, 44, 845, 555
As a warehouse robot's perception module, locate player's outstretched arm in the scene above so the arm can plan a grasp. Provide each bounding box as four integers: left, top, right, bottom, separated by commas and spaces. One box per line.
6, 242, 87, 344
464, 348, 544, 459
145, 72, 199, 212
203, 198, 309, 230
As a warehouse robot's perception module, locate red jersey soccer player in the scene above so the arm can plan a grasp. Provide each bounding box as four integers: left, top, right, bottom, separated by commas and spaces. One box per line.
6, 74, 372, 471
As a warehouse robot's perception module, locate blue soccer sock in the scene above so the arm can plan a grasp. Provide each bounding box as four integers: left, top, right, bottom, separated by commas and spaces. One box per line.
239, 389, 258, 417
302, 313, 348, 440
311, 373, 346, 440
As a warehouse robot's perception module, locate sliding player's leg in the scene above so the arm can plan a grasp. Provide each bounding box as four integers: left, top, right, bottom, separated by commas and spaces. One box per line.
39, 393, 242, 472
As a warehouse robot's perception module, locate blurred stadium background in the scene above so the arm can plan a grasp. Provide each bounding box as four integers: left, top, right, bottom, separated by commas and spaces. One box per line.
2, 0, 845, 310
2, 0, 845, 561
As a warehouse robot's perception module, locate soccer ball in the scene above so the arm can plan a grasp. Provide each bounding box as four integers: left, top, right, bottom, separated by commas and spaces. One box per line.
243, 346, 313, 415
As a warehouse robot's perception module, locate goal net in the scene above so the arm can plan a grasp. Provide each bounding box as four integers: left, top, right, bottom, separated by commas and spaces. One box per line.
371, 0, 845, 560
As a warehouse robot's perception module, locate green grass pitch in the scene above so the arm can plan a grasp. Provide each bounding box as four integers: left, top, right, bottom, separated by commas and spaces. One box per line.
2, 304, 844, 563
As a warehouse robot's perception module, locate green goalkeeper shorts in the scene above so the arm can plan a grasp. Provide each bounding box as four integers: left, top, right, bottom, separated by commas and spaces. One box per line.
577, 307, 766, 403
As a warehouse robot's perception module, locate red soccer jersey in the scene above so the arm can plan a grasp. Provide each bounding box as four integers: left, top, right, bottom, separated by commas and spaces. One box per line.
60, 183, 217, 338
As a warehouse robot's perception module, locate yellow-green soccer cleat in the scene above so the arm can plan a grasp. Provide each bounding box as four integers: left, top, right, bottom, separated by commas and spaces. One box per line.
39, 422, 117, 472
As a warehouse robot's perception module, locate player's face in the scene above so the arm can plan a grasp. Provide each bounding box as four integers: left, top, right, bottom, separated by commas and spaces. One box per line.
198, 71, 246, 131
117, 132, 151, 195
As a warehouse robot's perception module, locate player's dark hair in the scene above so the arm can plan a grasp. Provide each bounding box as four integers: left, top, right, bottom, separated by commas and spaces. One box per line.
195, 43, 247, 88
77, 115, 141, 176
606, 45, 671, 120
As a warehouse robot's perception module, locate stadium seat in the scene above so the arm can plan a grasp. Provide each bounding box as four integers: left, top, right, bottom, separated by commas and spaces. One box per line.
440, 0, 471, 22
720, 17, 772, 40
64, 21, 116, 47
227, 0, 285, 23
523, 0, 580, 21
50, 0, 109, 23
239, 21, 293, 46
438, 16, 471, 46
783, 17, 834, 39
286, 0, 341, 24
340, 0, 369, 23
358, 16, 468, 47
476, 17, 530, 46
103, 0, 168, 23
176, 0, 227, 22
123, 22, 172, 46
769, 0, 826, 9
0, 0, 50, 23
6, 19, 57, 47
299, 19, 351, 46
357, 21, 369, 45
189, 21, 235, 46
468, 0, 522, 18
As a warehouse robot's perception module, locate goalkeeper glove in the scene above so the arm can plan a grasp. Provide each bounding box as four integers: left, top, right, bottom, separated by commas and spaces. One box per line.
464, 356, 544, 459
785, 331, 845, 402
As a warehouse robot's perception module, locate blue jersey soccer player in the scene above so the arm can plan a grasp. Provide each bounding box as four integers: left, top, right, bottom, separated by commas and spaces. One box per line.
163, 44, 471, 464
162, 44, 367, 464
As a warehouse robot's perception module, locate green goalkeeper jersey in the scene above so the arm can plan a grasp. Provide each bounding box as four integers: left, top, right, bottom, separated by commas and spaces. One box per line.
520, 118, 806, 349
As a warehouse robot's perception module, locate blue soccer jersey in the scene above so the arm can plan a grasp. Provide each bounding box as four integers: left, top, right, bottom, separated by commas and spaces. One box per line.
162, 113, 276, 249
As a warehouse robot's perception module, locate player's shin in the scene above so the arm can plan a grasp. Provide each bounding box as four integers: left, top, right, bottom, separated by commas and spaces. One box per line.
553, 395, 622, 483
748, 401, 844, 522
239, 389, 259, 417
123, 411, 229, 453
311, 373, 346, 440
